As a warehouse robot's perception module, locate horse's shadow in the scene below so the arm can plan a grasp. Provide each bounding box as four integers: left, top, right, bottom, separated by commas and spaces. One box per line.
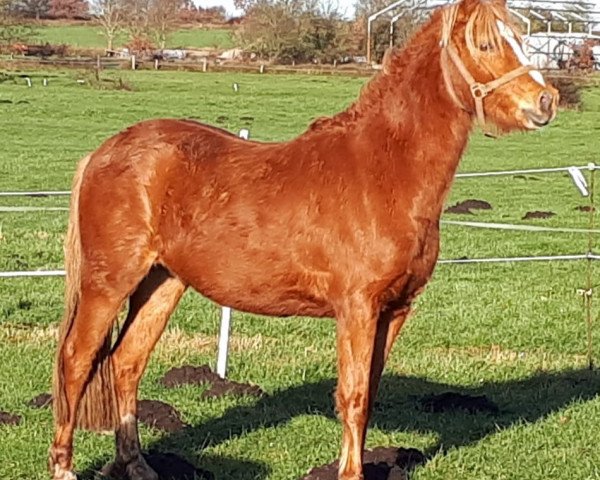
83, 367, 600, 479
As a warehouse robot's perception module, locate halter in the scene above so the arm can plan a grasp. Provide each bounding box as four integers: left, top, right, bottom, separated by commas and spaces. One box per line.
439, 5, 533, 137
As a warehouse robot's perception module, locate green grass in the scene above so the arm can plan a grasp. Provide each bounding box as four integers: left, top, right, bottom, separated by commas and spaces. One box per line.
1, 68, 600, 479
29, 24, 234, 50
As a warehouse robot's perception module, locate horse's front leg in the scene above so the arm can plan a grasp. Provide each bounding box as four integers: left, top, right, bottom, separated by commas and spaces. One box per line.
335, 295, 380, 480
368, 305, 412, 410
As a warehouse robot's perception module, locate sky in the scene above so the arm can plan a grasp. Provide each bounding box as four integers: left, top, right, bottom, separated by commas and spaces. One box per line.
198, 0, 600, 23
197, 0, 356, 18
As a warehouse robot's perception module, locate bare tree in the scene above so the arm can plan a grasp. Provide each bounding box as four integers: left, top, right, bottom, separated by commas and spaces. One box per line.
236, 0, 353, 63
91, 0, 122, 51
121, 0, 150, 42
12, 0, 50, 19
148, 0, 180, 49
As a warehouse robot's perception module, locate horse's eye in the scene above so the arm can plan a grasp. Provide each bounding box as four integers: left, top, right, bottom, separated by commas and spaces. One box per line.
479, 43, 493, 52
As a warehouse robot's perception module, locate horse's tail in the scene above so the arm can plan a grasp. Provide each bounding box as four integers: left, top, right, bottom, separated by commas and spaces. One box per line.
53, 154, 119, 432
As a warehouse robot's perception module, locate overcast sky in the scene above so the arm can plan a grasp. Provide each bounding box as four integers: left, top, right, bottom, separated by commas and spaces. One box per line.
196, 0, 355, 17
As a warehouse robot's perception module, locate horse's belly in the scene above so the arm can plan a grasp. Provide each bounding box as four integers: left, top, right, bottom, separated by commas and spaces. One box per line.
162, 243, 334, 318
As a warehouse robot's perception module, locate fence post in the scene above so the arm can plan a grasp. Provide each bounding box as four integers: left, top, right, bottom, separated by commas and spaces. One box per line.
202, 58, 207, 72
131, 55, 136, 70
95, 55, 101, 81
215, 128, 251, 379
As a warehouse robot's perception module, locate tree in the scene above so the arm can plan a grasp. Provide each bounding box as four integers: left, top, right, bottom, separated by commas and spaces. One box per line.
49, 0, 89, 18
236, 0, 353, 63
12, 0, 50, 19
91, 0, 122, 51
121, 0, 150, 42
148, 0, 181, 49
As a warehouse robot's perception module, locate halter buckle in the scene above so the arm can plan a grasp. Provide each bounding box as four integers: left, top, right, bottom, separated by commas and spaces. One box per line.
470, 83, 488, 99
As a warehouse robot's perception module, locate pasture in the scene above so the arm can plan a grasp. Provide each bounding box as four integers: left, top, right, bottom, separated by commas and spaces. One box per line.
30, 24, 234, 50
1, 69, 600, 479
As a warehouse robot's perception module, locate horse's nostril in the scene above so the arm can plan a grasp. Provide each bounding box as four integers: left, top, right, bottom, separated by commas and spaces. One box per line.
539, 90, 554, 113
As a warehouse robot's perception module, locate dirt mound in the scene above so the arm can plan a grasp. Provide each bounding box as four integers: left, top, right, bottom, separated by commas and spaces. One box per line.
0, 411, 21, 425
160, 365, 221, 387
144, 451, 214, 480
445, 199, 492, 215
513, 175, 540, 181
26, 394, 186, 432
160, 365, 264, 399
137, 400, 187, 433
419, 392, 499, 414
301, 447, 426, 480
29, 393, 52, 408
522, 211, 555, 220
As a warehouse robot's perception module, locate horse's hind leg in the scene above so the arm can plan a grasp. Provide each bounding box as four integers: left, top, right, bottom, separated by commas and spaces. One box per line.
102, 266, 185, 480
50, 288, 129, 480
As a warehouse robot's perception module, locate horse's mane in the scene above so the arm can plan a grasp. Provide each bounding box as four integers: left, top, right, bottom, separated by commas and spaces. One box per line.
308, 0, 518, 133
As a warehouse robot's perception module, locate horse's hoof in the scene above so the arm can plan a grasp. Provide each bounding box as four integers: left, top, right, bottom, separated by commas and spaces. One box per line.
100, 460, 127, 479
51, 464, 77, 480
126, 457, 159, 480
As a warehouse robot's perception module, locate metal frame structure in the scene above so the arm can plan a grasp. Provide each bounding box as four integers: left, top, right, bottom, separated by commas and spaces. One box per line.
367, 0, 600, 68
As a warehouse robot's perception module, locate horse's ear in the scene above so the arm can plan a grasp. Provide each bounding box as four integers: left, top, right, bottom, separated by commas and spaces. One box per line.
382, 46, 400, 74
455, 0, 477, 20
463, 0, 507, 8
458, 0, 503, 14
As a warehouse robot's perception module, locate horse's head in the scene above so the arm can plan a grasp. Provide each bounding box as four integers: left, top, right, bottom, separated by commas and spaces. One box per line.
440, 0, 558, 133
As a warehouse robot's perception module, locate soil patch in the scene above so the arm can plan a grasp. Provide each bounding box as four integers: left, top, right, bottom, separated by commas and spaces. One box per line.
160, 365, 220, 387
160, 365, 264, 399
522, 211, 555, 220
29, 393, 52, 408
0, 411, 22, 425
513, 175, 540, 181
445, 199, 492, 215
144, 451, 214, 480
137, 400, 187, 433
419, 392, 499, 414
301, 447, 426, 480
27, 394, 186, 432
575, 205, 595, 212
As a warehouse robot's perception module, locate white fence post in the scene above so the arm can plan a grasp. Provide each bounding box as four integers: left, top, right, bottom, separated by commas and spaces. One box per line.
215, 128, 251, 378
216, 306, 232, 378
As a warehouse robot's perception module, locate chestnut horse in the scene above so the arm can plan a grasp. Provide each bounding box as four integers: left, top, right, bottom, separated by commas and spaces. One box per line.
49, 0, 558, 479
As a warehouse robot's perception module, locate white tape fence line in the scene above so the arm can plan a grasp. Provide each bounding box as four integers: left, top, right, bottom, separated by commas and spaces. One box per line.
0, 191, 70, 197
0, 206, 69, 212
2, 163, 597, 198
441, 220, 600, 234
4, 253, 600, 278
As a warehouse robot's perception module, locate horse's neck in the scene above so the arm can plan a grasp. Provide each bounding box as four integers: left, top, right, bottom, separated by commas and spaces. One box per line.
351, 37, 472, 212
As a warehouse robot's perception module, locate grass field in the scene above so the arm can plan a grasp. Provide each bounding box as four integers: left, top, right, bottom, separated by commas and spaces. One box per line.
30, 24, 234, 50
1, 68, 600, 480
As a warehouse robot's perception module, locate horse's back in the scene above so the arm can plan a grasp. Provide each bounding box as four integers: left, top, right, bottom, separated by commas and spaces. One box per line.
76, 119, 337, 315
